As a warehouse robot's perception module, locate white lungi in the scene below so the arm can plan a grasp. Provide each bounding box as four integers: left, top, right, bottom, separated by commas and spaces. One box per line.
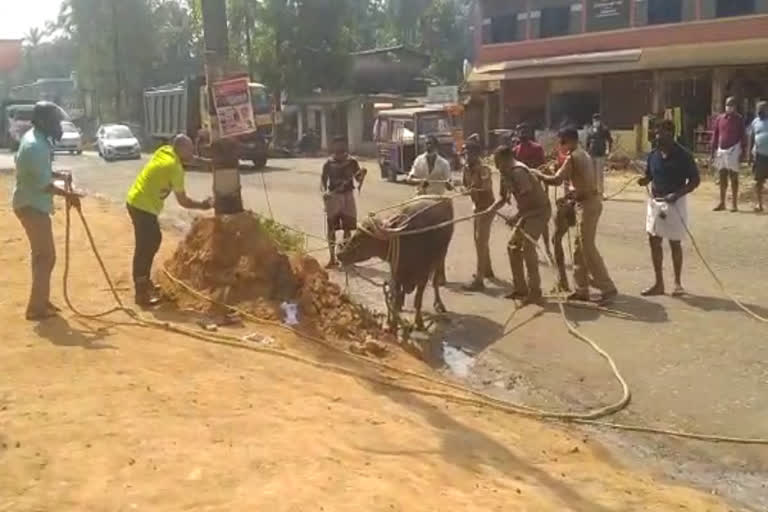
714, 144, 741, 172
646, 195, 688, 241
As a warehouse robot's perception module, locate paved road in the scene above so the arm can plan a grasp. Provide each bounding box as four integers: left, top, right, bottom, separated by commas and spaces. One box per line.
3, 149, 768, 508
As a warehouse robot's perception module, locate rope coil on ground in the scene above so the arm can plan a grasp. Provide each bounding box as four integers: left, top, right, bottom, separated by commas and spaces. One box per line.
60, 192, 768, 445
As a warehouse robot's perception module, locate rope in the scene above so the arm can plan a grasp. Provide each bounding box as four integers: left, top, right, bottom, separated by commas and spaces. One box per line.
259, 170, 274, 220
63, 196, 131, 319
59, 195, 768, 444
672, 201, 768, 323
603, 173, 643, 201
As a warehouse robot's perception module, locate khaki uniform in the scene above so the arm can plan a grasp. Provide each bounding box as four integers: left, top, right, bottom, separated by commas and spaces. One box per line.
463, 162, 495, 281
552, 148, 616, 295
501, 164, 552, 297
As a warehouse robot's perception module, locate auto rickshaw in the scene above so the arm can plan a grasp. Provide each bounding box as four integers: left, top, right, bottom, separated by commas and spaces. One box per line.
373, 105, 464, 182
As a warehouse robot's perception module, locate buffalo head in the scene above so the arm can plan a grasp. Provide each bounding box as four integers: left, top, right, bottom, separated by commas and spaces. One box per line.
337, 219, 390, 266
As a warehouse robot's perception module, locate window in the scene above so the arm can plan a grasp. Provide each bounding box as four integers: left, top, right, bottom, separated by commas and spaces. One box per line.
716, 0, 755, 18
648, 0, 682, 25
540, 7, 571, 39
482, 13, 518, 44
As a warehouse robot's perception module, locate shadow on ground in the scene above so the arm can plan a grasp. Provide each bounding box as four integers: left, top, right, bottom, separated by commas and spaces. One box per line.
359, 381, 619, 512
34, 316, 116, 350
677, 293, 768, 318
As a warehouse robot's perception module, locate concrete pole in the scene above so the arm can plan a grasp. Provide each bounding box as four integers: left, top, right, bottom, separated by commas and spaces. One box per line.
297, 108, 304, 143
201, 0, 243, 214
320, 109, 328, 151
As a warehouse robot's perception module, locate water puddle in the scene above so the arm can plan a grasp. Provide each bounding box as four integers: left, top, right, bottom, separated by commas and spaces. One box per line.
440, 342, 476, 378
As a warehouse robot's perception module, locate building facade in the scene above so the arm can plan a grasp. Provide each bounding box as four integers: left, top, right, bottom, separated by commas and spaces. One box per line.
468, 0, 768, 150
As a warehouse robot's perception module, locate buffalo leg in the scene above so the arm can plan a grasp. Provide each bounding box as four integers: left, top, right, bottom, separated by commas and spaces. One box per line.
387, 280, 405, 332
433, 258, 447, 314
414, 279, 428, 330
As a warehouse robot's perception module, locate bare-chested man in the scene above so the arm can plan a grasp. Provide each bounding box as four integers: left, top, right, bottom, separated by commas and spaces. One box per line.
493, 145, 552, 304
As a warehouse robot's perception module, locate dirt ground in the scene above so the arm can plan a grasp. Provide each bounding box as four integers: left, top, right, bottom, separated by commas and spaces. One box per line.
0, 175, 751, 510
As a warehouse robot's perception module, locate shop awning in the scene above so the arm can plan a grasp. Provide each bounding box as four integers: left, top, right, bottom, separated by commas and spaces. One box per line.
467, 38, 768, 83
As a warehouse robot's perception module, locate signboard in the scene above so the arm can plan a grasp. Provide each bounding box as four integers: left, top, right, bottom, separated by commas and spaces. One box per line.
427, 85, 459, 105
587, 0, 630, 32
211, 77, 256, 138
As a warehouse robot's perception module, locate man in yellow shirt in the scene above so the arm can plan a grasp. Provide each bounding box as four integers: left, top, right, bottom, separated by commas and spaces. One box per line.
126, 134, 212, 306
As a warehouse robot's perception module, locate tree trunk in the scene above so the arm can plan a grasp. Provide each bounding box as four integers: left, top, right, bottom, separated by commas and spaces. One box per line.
110, 0, 123, 119
244, 5, 255, 81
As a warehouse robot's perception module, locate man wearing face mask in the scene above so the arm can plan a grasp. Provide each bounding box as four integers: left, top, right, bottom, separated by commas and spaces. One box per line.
408, 135, 453, 195
13, 101, 82, 320
586, 113, 613, 198
749, 101, 768, 212
126, 134, 213, 306
712, 96, 747, 212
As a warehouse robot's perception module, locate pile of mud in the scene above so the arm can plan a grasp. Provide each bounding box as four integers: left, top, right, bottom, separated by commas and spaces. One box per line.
157, 212, 386, 347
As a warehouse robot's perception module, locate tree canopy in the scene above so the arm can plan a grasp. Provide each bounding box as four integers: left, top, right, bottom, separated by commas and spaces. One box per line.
8, 0, 472, 122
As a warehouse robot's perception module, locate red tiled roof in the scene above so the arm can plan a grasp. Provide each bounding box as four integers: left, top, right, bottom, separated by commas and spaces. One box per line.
0, 40, 23, 72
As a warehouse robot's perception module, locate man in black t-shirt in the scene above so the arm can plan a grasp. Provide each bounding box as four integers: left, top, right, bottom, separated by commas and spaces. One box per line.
638, 120, 700, 297
321, 136, 365, 268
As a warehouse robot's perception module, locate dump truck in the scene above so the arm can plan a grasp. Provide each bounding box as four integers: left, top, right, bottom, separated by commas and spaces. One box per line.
143, 76, 276, 168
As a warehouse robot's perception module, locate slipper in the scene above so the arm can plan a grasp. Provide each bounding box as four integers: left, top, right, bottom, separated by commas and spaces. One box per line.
566, 292, 590, 302
462, 282, 486, 292
671, 286, 685, 297
641, 285, 665, 297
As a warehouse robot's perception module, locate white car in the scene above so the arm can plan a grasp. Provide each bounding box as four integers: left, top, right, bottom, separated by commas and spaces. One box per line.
97, 124, 141, 161
55, 121, 83, 154
7, 105, 34, 151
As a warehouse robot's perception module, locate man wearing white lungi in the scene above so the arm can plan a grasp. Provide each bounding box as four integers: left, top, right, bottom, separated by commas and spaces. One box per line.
638, 120, 700, 297
712, 96, 746, 212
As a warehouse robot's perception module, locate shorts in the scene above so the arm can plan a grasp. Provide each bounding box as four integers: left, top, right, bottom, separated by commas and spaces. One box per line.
753, 154, 768, 183
324, 190, 357, 231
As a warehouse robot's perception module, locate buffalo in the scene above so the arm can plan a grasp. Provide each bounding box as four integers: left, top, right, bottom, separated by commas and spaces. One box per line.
338, 196, 454, 330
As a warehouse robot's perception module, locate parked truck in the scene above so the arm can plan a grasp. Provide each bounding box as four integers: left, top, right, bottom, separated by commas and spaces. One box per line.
143, 76, 276, 168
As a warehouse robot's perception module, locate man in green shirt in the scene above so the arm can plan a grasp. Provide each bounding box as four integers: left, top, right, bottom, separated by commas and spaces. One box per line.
13, 102, 82, 320
126, 134, 212, 306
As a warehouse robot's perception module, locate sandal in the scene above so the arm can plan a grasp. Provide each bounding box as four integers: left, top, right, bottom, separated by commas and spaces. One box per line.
641, 285, 665, 297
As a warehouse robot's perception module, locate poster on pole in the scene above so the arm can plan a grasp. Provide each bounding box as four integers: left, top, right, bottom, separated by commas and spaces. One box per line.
211, 77, 256, 138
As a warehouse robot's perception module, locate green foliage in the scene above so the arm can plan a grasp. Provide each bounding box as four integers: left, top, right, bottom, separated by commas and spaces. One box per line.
256, 215, 307, 253
10, 0, 473, 123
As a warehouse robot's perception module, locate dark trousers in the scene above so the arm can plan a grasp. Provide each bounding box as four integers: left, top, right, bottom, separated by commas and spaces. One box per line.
127, 204, 161, 285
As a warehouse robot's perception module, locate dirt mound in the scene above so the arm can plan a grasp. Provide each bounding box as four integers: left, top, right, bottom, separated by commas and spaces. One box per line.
158, 212, 386, 347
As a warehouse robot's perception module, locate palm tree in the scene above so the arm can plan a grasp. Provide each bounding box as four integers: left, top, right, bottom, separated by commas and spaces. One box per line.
23, 27, 44, 50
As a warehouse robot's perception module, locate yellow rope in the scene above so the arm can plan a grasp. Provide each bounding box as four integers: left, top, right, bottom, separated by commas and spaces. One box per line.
59, 194, 768, 444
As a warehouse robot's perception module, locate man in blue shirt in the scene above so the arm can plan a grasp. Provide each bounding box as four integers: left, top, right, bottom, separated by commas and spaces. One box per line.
13, 102, 81, 320
749, 101, 768, 212
638, 120, 700, 297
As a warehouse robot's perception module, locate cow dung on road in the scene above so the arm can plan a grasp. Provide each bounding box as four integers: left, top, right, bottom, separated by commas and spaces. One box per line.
157, 212, 387, 351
